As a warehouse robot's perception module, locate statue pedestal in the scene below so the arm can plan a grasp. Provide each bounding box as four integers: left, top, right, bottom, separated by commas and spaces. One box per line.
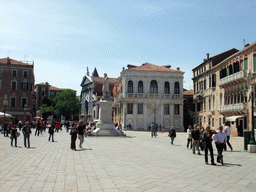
96, 99, 125, 136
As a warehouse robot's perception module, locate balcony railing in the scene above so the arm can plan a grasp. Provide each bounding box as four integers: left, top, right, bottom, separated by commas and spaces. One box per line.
164, 94, 171, 98
173, 94, 181, 99
219, 70, 247, 87
127, 93, 134, 98
219, 103, 247, 112
148, 93, 160, 98
137, 93, 144, 98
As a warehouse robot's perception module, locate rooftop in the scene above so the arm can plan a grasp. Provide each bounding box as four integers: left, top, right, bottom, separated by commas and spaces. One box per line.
0, 57, 34, 66
183, 89, 193, 96
127, 62, 183, 72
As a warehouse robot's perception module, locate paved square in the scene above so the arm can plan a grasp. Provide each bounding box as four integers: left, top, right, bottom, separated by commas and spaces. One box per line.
0, 130, 255, 192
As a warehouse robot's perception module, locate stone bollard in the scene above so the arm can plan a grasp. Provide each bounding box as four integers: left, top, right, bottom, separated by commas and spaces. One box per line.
248, 144, 256, 153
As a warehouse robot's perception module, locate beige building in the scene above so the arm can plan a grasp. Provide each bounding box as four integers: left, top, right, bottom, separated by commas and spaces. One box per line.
113, 63, 184, 131
193, 42, 256, 136
192, 48, 239, 131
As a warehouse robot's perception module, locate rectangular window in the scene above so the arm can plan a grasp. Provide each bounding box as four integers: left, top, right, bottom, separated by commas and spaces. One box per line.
244, 58, 248, 70
212, 74, 216, 87
209, 77, 211, 88
0, 69, 2, 76
22, 98, 27, 108
219, 118, 222, 126
127, 103, 133, 114
22, 82, 29, 90
0, 80, 1, 90
212, 118, 214, 127
138, 103, 143, 114
23, 70, 28, 78
12, 70, 17, 77
204, 80, 206, 89
164, 104, 170, 115
254, 54, 256, 72
11, 81, 17, 90
174, 104, 179, 115
11, 98, 16, 108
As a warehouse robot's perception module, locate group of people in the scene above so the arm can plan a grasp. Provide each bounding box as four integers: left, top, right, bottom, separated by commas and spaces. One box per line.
186, 122, 233, 165
69, 121, 96, 150
149, 123, 165, 134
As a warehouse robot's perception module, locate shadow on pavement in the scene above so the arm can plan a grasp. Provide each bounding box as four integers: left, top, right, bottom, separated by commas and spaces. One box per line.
224, 150, 242, 153
27, 147, 36, 149
76, 148, 92, 151
223, 163, 242, 167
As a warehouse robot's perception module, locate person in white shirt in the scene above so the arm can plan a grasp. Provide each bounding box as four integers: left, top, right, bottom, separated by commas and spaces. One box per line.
186, 125, 192, 149
213, 126, 227, 165
224, 122, 233, 151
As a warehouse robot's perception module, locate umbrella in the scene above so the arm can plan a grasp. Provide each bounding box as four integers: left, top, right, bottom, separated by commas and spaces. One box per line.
0, 112, 12, 118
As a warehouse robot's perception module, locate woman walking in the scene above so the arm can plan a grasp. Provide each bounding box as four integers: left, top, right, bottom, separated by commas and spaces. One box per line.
169, 126, 176, 145
70, 124, 78, 150
187, 125, 192, 149
48, 122, 55, 142
10, 125, 18, 147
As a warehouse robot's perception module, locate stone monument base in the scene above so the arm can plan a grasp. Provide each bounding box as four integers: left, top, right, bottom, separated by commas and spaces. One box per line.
248, 144, 256, 153
96, 100, 126, 136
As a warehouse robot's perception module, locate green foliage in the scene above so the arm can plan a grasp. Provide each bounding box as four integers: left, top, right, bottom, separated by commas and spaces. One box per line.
53, 89, 80, 120
42, 96, 52, 107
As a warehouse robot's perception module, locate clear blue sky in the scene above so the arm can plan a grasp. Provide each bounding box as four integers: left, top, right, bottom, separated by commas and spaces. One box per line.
1, 0, 255, 94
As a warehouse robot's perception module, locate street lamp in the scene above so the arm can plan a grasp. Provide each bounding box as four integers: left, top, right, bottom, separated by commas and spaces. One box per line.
242, 75, 256, 145
3, 94, 8, 126
249, 76, 255, 145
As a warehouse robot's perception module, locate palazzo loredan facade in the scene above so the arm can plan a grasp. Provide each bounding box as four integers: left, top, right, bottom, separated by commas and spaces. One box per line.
193, 41, 256, 136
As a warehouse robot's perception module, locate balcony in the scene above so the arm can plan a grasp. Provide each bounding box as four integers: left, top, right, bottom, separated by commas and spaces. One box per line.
127, 93, 134, 98
173, 94, 181, 99
148, 93, 161, 98
219, 70, 248, 87
219, 103, 247, 113
164, 94, 171, 98
137, 93, 144, 98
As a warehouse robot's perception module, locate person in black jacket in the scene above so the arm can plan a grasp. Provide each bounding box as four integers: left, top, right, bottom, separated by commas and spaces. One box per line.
169, 126, 176, 145
22, 121, 31, 148
202, 125, 217, 165
48, 122, 55, 142
35, 120, 41, 136
192, 125, 201, 155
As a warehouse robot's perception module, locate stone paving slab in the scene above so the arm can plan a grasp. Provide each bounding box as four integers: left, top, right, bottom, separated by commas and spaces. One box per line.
0, 130, 255, 192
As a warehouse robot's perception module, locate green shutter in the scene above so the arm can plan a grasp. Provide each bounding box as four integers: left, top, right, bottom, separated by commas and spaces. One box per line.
244, 58, 248, 70
254, 55, 256, 72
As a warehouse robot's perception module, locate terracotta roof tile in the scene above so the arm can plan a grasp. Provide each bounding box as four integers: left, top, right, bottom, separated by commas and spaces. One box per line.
0, 57, 33, 66
127, 63, 183, 72
183, 89, 193, 96
50, 85, 76, 92
93, 77, 118, 83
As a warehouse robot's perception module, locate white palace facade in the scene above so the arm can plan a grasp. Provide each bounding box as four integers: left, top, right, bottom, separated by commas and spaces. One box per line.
113, 63, 184, 131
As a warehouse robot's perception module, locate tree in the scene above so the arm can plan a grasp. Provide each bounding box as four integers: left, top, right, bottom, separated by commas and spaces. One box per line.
41, 96, 54, 120
53, 89, 80, 120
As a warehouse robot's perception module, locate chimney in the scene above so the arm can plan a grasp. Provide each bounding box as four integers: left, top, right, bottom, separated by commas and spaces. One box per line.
244, 43, 250, 48
203, 59, 206, 62
176, 67, 180, 71
7, 57, 11, 65
122, 67, 125, 71
207, 53, 209, 59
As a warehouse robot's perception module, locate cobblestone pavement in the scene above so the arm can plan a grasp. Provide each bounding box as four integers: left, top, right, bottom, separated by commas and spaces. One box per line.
0, 130, 255, 192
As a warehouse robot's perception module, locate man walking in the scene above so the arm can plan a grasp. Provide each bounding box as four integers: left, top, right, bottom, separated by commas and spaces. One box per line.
18, 120, 23, 131
202, 125, 216, 165
77, 121, 86, 148
35, 120, 41, 136
186, 125, 193, 149
22, 121, 31, 148
224, 122, 233, 151
213, 126, 227, 165
192, 125, 201, 155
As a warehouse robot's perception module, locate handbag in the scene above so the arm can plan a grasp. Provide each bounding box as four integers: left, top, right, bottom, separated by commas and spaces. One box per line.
168, 133, 171, 137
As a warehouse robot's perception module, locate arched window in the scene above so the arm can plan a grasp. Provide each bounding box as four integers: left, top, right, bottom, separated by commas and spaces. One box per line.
174, 82, 180, 94
150, 80, 158, 93
128, 80, 133, 93
164, 82, 170, 94
138, 81, 143, 93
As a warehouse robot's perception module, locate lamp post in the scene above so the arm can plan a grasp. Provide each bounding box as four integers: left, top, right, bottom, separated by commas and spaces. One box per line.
249, 76, 255, 145
3, 94, 8, 125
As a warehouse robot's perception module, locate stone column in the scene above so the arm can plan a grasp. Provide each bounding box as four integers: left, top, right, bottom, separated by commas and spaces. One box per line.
133, 103, 137, 130
160, 103, 164, 126
144, 102, 147, 130
170, 104, 174, 129
180, 103, 184, 131
122, 102, 126, 130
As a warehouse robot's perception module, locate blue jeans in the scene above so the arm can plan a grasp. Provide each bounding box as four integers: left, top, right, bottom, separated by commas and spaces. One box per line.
24, 134, 30, 148
171, 136, 175, 144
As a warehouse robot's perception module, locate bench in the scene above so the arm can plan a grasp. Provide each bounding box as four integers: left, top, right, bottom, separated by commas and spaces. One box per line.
92, 128, 100, 136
